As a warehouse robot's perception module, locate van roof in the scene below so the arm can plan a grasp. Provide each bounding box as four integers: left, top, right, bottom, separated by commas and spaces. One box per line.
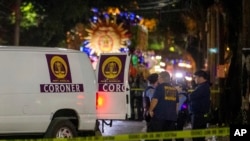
0, 46, 81, 53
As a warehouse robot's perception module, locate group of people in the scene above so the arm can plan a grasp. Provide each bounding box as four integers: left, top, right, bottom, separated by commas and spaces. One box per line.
143, 70, 211, 141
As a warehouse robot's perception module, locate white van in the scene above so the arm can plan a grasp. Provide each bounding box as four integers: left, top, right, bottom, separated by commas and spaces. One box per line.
0, 46, 98, 138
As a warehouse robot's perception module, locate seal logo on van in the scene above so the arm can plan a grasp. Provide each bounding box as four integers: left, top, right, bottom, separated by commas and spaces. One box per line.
46, 54, 72, 83
102, 56, 122, 79
97, 54, 127, 92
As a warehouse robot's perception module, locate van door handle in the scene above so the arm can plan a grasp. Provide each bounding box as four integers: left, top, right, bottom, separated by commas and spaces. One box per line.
126, 88, 130, 91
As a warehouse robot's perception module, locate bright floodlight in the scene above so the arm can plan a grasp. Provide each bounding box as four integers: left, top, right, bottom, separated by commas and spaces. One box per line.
175, 72, 183, 78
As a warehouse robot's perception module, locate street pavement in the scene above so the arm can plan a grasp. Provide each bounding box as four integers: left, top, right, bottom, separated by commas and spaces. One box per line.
98, 120, 147, 136
97, 120, 229, 141
98, 120, 193, 141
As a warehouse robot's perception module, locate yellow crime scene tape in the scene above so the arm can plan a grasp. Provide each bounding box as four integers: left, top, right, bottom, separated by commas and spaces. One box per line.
0, 127, 229, 141
79, 127, 229, 141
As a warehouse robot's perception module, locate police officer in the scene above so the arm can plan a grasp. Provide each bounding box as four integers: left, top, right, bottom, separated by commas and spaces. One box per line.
189, 70, 211, 141
148, 71, 179, 141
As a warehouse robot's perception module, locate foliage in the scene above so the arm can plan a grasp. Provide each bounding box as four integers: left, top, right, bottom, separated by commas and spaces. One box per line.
10, 2, 39, 28
22, 0, 93, 46
0, 0, 93, 46
0, 0, 16, 44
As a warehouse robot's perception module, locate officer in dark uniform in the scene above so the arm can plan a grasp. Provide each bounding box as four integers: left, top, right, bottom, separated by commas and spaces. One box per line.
189, 70, 210, 141
148, 71, 179, 141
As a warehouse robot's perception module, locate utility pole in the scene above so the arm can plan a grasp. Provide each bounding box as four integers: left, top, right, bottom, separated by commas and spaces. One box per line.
14, 0, 21, 46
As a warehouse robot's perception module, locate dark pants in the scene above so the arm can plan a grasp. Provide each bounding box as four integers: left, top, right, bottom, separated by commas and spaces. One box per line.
176, 113, 186, 141
147, 117, 176, 141
191, 114, 207, 141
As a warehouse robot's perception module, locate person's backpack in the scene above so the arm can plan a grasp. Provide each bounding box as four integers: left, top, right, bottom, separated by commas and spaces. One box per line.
143, 86, 154, 122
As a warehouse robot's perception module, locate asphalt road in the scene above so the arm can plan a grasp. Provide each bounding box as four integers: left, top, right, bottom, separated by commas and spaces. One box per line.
98, 120, 146, 136
97, 120, 229, 141
0, 120, 229, 141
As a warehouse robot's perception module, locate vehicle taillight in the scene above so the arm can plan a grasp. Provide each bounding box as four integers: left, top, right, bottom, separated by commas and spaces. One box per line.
96, 92, 104, 109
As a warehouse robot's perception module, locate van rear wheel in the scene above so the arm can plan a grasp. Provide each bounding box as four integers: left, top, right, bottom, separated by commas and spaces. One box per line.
44, 119, 77, 138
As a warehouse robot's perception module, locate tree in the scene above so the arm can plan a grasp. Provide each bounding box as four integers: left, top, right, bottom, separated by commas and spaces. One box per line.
22, 0, 93, 46
180, 0, 214, 70
1, 0, 93, 46
0, 0, 16, 44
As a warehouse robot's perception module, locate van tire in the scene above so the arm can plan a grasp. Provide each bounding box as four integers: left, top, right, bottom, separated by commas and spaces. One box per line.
44, 119, 77, 138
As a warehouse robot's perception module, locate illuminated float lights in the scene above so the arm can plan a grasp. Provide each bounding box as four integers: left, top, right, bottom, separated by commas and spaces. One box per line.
81, 7, 143, 57
165, 58, 192, 67
90, 7, 142, 25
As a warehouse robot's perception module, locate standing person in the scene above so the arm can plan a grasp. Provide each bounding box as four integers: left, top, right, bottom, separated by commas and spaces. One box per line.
135, 72, 147, 120
189, 70, 211, 141
148, 71, 179, 141
175, 84, 189, 141
143, 73, 159, 130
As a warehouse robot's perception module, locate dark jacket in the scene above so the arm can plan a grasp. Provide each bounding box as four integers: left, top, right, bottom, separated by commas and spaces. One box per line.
189, 81, 210, 115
